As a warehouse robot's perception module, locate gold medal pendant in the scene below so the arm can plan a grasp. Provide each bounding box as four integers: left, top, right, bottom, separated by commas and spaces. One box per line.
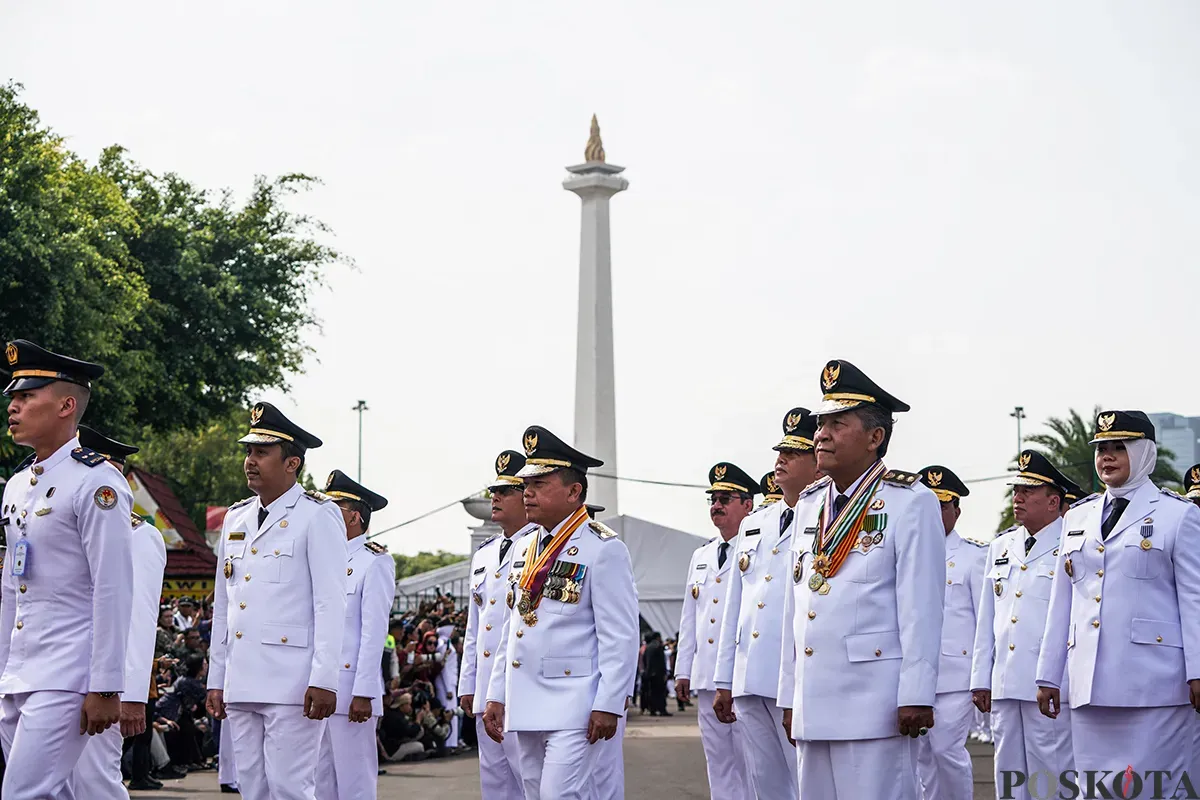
523, 611, 538, 627
808, 572, 825, 592
506, 590, 515, 609
818, 582, 831, 595
812, 553, 832, 576
224, 558, 233, 579
793, 559, 803, 584
1064, 558, 1074, 578
1141, 539, 1153, 551
518, 593, 531, 614
691, 584, 700, 599
738, 553, 750, 572
994, 582, 1003, 597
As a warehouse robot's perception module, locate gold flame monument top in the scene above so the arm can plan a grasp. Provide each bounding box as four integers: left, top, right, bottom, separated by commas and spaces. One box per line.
585, 114, 606, 163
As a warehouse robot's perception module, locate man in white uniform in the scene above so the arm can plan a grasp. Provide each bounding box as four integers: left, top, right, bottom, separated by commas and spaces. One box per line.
677, 462, 758, 800
459, 449, 537, 799
972, 450, 1075, 798
914, 465, 986, 800
205, 402, 347, 800
315, 469, 394, 800
0, 339, 134, 799
778, 359, 944, 800
1037, 411, 1200, 780
714, 408, 819, 799
69, 427, 168, 800
483, 426, 640, 800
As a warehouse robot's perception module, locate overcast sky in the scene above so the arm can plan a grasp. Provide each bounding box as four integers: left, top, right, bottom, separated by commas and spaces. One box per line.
5, 1, 1198, 554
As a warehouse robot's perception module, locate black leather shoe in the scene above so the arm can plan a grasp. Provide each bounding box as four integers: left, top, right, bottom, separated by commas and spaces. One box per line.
128, 779, 164, 791
220, 785, 241, 794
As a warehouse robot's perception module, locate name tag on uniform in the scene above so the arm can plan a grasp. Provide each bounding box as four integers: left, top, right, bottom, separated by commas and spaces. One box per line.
994, 557, 1009, 565
803, 527, 818, 536
10, 538, 28, 577
696, 563, 708, 569
473, 566, 486, 575
513, 560, 525, 568
1067, 530, 1084, 537
745, 529, 761, 537
229, 531, 246, 541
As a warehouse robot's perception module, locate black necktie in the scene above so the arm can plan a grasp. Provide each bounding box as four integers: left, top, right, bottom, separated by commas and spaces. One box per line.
780, 508, 795, 537
540, 533, 553, 553
1102, 497, 1130, 540
499, 537, 513, 565
718, 541, 729, 569
834, 494, 849, 519
1025, 534, 1036, 556
257, 506, 268, 529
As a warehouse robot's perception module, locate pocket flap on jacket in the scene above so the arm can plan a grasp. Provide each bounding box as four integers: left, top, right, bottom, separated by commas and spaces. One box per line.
542, 656, 593, 678
264, 538, 294, 558
261, 622, 309, 648
1131, 618, 1182, 648
844, 630, 902, 662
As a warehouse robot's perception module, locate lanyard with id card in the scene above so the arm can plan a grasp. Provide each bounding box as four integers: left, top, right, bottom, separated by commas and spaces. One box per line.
9, 516, 28, 578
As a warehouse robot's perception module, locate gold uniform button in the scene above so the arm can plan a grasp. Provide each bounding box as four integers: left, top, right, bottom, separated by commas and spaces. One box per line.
1020, 564, 1028, 571
244, 574, 251, 581
483, 650, 491, 658
251, 547, 258, 555
273, 549, 280, 555
516, 630, 524, 638
752, 631, 759, 639
495, 572, 501, 579
713, 598, 719, 604
1092, 620, 1100, 628
804, 647, 813, 656
1011, 616, 1018, 623
15, 621, 22, 630
1095, 596, 1102, 603
757, 602, 765, 609
772, 548, 780, 555
33, 466, 44, 475
345, 662, 351, 668
1097, 569, 1104, 577
961, 649, 967, 655
1009, 643, 1015, 651
347, 568, 353, 576
485, 624, 492, 631
18, 585, 25, 594
235, 631, 243, 639
947, 580, 952, 585
1098, 545, 1105, 553
710, 618, 716, 624
490, 598, 496, 605
765, 575, 772, 582
239, 602, 246, 610
707, 638, 714, 644
1157, 636, 1164, 643
512, 660, 521, 668
29, 477, 37, 486
874, 649, 882, 657
948, 561, 955, 568
279, 520, 288, 528
715, 577, 722, 584
807, 611, 816, 620
1049, 570, 1055, 576
281, 636, 288, 643
1015, 591, 1023, 598
564, 669, 571, 675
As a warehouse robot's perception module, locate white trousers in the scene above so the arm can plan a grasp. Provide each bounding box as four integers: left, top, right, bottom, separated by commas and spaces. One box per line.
227, 702, 327, 800
695, 690, 751, 800
69, 724, 126, 800
515, 729, 601, 800
734, 694, 797, 800
0, 690, 88, 800
445, 713, 460, 749
1071, 704, 1191, 774
590, 713, 627, 800
915, 691, 974, 800
800, 736, 919, 800
991, 699, 1073, 800
219, 719, 238, 786
475, 716, 524, 799
315, 715, 378, 800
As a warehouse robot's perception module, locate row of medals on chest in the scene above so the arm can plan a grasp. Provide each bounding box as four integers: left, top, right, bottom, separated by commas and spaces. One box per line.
471, 545, 584, 630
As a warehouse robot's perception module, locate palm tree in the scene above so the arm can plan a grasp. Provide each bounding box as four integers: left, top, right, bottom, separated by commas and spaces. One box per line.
995, 406, 1181, 532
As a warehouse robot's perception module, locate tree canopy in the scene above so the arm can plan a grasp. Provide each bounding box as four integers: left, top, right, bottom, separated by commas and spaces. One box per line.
391, 551, 468, 582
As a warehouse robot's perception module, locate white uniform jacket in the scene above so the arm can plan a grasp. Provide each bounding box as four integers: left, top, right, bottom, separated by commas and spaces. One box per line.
1036, 483, 1200, 708
209, 482, 348, 705
674, 535, 733, 692
714, 500, 795, 698
0, 437, 134, 695
970, 521, 1062, 702
458, 523, 538, 714
486, 517, 640, 732
779, 473, 945, 741
126, 515, 168, 703
334, 534, 394, 717
936, 530, 987, 694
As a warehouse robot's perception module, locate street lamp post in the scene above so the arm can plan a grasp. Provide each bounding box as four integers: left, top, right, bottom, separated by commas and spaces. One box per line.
352, 400, 369, 481
1010, 406, 1026, 458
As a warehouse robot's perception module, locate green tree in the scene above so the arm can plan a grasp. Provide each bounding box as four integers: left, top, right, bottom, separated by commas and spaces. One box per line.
996, 407, 1180, 531
391, 551, 468, 581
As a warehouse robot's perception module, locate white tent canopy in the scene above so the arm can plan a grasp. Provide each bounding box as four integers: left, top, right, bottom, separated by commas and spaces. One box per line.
393, 514, 706, 635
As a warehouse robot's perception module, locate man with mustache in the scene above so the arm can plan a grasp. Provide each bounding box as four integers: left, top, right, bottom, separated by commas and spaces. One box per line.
0, 339, 135, 799
778, 360, 944, 800
676, 462, 758, 799
713, 408, 819, 799
205, 402, 347, 800
458, 450, 538, 799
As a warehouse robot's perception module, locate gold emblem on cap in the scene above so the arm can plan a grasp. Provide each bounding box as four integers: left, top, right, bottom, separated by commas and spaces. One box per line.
1098, 413, 1116, 432
326, 472, 335, 489
822, 362, 841, 392
250, 404, 264, 425
766, 475, 779, 493
786, 412, 802, 432
1191, 467, 1200, 485
4, 343, 16, 366
1018, 452, 1031, 470
523, 432, 538, 456
496, 452, 511, 473
926, 471, 943, 488
714, 465, 727, 481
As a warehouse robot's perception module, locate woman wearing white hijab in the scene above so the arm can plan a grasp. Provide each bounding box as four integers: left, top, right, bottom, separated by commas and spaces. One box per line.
1035, 410, 1200, 779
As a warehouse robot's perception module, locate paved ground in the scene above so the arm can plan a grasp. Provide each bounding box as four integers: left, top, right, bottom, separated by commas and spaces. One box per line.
132, 706, 995, 798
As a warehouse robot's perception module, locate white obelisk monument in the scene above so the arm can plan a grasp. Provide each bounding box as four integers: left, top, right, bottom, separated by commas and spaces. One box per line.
564, 116, 627, 516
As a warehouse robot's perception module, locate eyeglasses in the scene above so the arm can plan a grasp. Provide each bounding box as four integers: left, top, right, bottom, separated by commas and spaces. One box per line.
492, 486, 522, 497
707, 494, 747, 506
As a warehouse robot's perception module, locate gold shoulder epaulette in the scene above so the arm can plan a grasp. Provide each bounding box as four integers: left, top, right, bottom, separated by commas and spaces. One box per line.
882, 470, 919, 487
962, 534, 989, 547
229, 496, 256, 510
1161, 488, 1191, 504
589, 520, 619, 540
365, 540, 388, 555
799, 475, 831, 498
304, 490, 332, 504
131, 513, 144, 528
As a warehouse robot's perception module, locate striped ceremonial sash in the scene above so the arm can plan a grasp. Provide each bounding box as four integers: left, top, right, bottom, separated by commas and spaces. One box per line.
811, 460, 887, 579
517, 505, 589, 609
